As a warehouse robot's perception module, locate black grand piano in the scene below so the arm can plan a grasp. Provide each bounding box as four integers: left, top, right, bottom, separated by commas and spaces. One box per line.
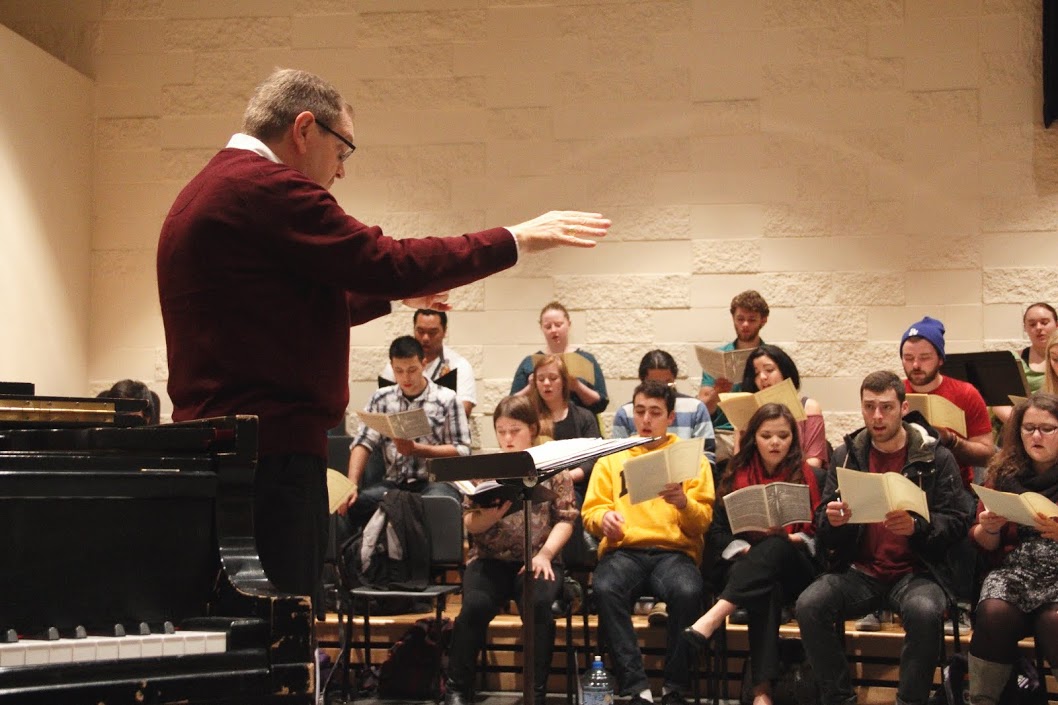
0, 388, 315, 704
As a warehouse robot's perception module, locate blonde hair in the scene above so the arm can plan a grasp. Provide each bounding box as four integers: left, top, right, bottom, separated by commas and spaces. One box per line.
243, 68, 348, 142
1044, 329, 1058, 394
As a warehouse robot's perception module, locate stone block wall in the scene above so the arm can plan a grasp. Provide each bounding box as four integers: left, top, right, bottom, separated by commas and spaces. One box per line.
2, 0, 1056, 448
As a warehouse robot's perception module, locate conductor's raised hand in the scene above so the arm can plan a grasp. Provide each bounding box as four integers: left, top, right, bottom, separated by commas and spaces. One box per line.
506, 211, 611, 253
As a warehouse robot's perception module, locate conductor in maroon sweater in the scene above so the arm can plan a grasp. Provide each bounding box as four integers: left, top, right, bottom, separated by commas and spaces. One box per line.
157, 68, 610, 598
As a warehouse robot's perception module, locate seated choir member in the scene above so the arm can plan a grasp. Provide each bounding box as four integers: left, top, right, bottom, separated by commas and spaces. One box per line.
444, 395, 576, 705
528, 353, 601, 504
739, 345, 828, 470
966, 393, 1058, 705
993, 303, 1057, 426
682, 403, 821, 705
511, 300, 609, 414
795, 370, 969, 705
582, 380, 715, 705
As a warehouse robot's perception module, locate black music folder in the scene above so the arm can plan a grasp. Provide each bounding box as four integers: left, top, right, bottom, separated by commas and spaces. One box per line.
941, 351, 1030, 406
378, 368, 457, 393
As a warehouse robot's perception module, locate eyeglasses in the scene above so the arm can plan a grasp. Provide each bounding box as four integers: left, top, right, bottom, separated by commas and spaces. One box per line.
316, 119, 356, 162
1020, 424, 1058, 436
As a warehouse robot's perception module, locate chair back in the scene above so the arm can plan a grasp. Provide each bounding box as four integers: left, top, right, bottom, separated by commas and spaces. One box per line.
422, 494, 464, 569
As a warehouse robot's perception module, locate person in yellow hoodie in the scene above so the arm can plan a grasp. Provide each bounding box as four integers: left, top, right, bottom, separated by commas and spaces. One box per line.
582, 380, 715, 705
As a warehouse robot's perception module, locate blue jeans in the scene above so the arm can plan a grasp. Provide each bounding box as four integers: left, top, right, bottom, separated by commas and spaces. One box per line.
592, 549, 703, 696
796, 569, 946, 705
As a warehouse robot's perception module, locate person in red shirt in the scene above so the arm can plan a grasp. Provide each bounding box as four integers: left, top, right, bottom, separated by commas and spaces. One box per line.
899, 316, 995, 488
157, 68, 610, 599
795, 371, 969, 705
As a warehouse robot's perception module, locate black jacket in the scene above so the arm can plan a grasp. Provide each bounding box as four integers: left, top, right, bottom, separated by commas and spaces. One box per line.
815, 421, 970, 598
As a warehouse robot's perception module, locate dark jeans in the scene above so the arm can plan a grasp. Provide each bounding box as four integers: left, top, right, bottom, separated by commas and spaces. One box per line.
446, 558, 564, 693
720, 536, 817, 687
796, 569, 946, 705
253, 454, 329, 597
349, 478, 462, 528
593, 548, 703, 696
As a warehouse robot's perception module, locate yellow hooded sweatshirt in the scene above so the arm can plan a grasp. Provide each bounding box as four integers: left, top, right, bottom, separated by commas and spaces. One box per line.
582, 433, 715, 563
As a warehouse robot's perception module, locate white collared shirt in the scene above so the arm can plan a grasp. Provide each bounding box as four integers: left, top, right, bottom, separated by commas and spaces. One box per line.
225, 133, 281, 164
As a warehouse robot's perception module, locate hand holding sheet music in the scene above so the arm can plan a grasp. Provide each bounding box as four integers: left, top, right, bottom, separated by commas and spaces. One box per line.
723, 482, 813, 534
905, 394, 967, 437
695, 345, 755, 382
971, 483, 1058, 527
622, 437, 704, 504
718, 378, 808, 430
836, 466, 930, 524
356, 408, 431, 440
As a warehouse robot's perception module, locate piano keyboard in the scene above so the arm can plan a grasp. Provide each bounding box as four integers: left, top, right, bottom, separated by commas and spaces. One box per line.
0, 631, 226, 668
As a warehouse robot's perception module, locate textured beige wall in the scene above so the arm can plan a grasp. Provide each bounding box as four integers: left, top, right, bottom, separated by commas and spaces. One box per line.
2, 0, 1056, 446
0, 23, 93, 395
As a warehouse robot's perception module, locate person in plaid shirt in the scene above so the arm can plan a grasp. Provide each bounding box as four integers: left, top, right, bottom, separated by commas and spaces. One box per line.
345, 335, 468, 526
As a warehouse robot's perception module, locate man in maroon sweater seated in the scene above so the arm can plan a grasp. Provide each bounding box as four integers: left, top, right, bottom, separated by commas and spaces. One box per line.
156, 68, 610, 599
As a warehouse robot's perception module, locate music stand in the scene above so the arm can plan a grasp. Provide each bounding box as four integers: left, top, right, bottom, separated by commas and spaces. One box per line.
941, 351, 1030, 406
430, 436, 655, 704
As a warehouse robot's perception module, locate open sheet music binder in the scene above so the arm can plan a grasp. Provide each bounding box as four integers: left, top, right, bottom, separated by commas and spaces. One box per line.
428, 436, 657, 483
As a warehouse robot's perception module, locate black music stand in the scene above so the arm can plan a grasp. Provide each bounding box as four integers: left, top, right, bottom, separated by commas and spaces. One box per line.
429, 436, 655, 704
941, 351, 1030, 406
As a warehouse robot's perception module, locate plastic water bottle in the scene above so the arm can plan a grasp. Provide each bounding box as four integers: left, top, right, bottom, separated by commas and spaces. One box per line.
580, 655, 614, 705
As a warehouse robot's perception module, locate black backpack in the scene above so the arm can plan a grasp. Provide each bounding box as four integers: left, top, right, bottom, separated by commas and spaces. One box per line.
338, 489, 431, 591
377, 617, 452, 700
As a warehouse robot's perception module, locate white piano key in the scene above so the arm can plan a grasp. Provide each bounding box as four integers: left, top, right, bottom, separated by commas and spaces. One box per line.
202, 632, 226, 654
88, 636, 120, 662
180, 632, 207, 655
23, 642, 50, 666
117, 635, 144, 660
160, 633, 186, 657
139, 634, 165, 658
0, 642, 26, 667
46, 640, 73, 664
69, 639, 97, 663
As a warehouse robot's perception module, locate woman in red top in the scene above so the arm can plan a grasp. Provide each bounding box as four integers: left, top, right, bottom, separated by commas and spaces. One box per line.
682, 403, 822, 705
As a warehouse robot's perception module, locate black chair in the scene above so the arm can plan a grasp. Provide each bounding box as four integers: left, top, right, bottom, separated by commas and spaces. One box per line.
326, 494, 464, 703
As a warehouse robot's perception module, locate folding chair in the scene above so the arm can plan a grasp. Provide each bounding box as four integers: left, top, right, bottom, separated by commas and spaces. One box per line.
325, 494, 464, 703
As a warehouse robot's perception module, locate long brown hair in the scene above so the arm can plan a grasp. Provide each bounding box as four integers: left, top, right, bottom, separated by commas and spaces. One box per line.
717, 403, 804, 500
987, 392, 1058, 486
529, 354, 573, 438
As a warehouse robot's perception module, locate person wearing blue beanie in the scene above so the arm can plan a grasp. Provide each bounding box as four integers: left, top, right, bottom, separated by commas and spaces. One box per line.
900, 316, 946, 361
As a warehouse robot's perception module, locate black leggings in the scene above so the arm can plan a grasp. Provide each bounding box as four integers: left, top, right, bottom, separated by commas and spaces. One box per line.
969, 598, 1058, 668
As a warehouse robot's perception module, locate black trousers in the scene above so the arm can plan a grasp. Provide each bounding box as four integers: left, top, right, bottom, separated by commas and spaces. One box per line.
446, 558, 564, 693
253, 454, 329, 597
719, 536, 817, 686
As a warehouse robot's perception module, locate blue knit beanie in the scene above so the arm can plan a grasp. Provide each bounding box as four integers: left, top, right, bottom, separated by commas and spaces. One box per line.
900, 316, 946, 360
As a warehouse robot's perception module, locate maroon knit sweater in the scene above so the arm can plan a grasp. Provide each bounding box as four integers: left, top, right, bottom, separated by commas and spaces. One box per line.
158, 148, 517, 458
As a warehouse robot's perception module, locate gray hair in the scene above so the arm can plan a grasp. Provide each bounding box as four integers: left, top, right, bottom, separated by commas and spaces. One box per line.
242, 68, 347, 141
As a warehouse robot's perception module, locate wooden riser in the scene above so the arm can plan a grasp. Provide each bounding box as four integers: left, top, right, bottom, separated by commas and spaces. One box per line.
316, 611, 1056, 703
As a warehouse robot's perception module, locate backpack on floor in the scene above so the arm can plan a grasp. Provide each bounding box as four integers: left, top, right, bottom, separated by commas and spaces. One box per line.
377, 617, 453, 700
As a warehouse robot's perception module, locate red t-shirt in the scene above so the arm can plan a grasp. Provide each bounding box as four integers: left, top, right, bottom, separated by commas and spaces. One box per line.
904, 375, 990, 488
853, 444, 918, 584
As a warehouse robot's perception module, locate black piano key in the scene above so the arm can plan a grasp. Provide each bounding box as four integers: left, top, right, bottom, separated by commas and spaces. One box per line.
43, 627, 59, 641
162, 620, 175, 634
74, 625, 87, 639
1, 628, 16, 643
111, 624, 126, 637
137, 622, 150, 636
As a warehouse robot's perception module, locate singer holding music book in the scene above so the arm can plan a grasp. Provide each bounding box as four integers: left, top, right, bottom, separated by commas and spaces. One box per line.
965, 393, 1058, 705
444, 395, 576, 705
682, 403, 821, 705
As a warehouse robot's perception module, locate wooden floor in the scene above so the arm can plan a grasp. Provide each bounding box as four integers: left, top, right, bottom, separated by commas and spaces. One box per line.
316, 604, 1055, 705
